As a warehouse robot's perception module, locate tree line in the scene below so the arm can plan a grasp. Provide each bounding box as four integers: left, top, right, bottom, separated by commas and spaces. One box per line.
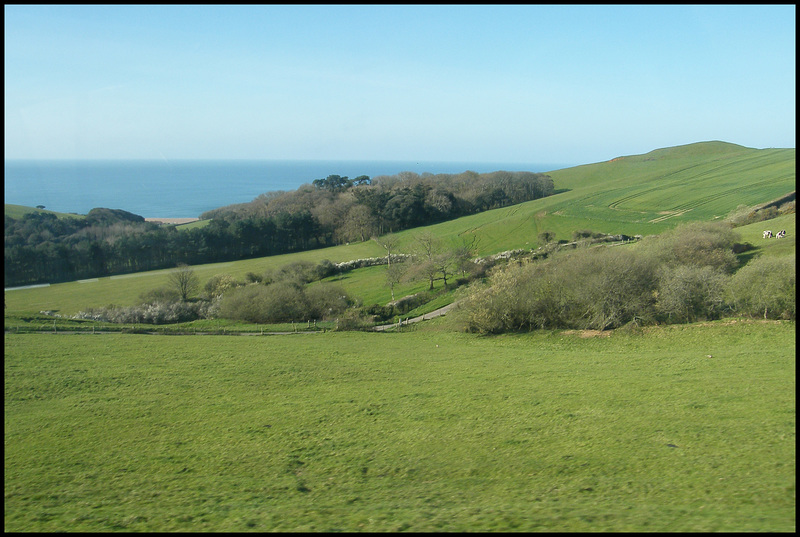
5, 170, 554, 287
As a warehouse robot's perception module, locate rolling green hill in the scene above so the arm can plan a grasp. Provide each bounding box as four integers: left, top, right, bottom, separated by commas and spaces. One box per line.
4, 204, 85, 220
5, 141, 795, 316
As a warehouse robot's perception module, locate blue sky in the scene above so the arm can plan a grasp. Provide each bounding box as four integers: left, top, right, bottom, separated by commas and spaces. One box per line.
4, 4, 796, 165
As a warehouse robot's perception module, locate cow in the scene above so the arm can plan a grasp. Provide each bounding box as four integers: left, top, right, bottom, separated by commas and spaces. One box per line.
776, 230, 786, 239
763, 230, 773, 239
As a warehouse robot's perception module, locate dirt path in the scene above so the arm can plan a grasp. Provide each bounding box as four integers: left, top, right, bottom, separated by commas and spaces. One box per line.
373, 302, 457, 331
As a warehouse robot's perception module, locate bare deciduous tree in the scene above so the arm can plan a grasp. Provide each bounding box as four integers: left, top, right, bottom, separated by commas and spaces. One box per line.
374, 234, 404, 300
408, 231, 460, 290
385, 261, 406, 302
169, 263, 200, 301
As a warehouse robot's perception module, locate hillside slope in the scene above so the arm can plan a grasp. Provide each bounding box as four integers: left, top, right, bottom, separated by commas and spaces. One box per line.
5, 141, 795, 314
381, 141, 795, 256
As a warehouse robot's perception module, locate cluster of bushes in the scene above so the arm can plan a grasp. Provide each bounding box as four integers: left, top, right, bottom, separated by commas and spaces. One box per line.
73, 257, 369, 326
74, 279, 354, 327
73, 299, 216, 325
725, 195, 795, 227
217, 281, 354, 324
458, 222, 795, 334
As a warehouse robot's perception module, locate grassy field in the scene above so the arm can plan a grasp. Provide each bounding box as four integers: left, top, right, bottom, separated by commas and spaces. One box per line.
4, 321, 795, 532
5, 142, 796, 532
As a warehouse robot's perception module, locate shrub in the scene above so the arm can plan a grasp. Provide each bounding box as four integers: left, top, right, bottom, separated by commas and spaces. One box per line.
217, 282, 308, 323
458, 221, 788, 334
335, 308, 372, 331
656, 265, 730, 323
74, 300, 214, 325
639, 221, 740, 272
563, 246, 659, 330
389, 293, 420, 314
457, 284, 507, 334
572, 229, 594, 241
244, 271, 263, 283
140, 286, 181, 304
727, 255, 795, 320
314, 259, 339, 280
725, 204, 759, 226
204, 273, 239, 298
305, 283, 352, 320
537, 231, 555, 244
363, 303, 396, 322
274, 260, 318, 285
460, 243, 660, 333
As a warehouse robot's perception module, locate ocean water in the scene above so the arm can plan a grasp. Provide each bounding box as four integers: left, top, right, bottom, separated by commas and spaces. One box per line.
4, 159, 568, 219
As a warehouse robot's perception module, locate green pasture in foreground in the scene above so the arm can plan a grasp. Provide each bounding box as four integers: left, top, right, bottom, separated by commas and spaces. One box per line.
4, 321, 795, 532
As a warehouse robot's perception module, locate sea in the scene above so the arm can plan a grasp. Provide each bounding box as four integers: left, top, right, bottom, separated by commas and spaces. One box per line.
4, 159, 570, 219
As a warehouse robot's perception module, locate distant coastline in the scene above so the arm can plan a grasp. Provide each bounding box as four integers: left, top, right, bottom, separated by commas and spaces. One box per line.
4, 159, 570, 219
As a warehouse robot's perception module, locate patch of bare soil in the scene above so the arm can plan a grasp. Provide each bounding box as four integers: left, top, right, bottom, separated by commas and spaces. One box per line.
560, 329, 612, 338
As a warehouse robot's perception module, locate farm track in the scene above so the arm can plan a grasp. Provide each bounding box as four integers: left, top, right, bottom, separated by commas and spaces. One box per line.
373, 302, 457, 331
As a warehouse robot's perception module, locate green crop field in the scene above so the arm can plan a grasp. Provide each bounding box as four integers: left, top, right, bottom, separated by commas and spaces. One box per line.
5, 142, 796, 532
